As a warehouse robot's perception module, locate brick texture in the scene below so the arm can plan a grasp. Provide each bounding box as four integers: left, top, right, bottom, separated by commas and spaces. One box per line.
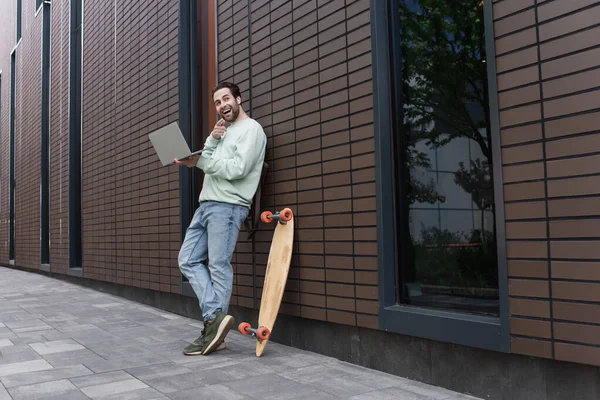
496, 0, 600, 366
0, 1, 16, 263
217, 0, 377, 328
0, 0, 182, 288
15, 0, 43, 270
81, 0, 181, 291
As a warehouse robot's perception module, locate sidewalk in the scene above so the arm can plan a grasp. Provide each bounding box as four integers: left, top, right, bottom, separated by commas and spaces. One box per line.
0, 267, 480, 400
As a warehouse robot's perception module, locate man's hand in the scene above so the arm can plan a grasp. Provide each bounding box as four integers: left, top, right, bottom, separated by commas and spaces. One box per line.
211, 119, 226, 140
173, 154, 200, 167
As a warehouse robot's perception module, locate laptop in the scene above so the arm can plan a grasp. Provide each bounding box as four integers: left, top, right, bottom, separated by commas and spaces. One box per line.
148, 122, 204, 166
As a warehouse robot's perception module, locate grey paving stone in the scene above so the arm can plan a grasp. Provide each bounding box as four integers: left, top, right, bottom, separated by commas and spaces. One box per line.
0, 364, 92, 388
0, 266, 482, 400
29, 339, 86, 355
133, 369, 227, 394
0, 383, 10, 400
348, 386, 431, 400
6, 379, 88, 400
93, 387, 169, 400
0, 340, 12, 349
71, 370, 148, 398
0, 345, 43, 364
40, 348, 106, 368
395, 380, 472, 400
168, 384, 246, 400
0, 359, 53, 377
81, 352, 168, 374
224, 373, 332, 400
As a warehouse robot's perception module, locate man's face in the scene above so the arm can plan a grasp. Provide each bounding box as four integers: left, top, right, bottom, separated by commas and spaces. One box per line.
213, 88, 240, 122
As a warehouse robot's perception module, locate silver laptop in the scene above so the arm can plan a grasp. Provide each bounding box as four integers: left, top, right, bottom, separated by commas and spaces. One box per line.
148, 122, 204, 166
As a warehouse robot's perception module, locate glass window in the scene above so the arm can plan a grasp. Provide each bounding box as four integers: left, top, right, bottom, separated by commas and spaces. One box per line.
392, 0, 499, 316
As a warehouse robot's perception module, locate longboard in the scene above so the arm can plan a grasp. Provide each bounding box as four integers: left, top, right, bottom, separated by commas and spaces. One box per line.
238, 207, 294, 357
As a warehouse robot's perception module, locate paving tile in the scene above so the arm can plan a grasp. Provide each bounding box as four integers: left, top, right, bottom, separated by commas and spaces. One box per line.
348, 387, 431, 399
169, 384, 246, 400
0, 364, 93, 388
224, 373, 330, 400
0, 267, 482, 400
40, 348, 106, 368
93, 387, 169, 400
6, 379, 88, 400
0, 383, 10, 400
395, 380, 471, 400
29, 339, 86, 355
71, 370, 148, 398
0, 359, 54, 377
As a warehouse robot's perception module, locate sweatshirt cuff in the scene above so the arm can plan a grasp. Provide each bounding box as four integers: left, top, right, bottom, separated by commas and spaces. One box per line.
205, 134, 220, 146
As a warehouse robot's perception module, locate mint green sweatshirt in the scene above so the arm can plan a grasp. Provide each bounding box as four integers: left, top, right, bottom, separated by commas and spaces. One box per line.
195, 117, 267, 208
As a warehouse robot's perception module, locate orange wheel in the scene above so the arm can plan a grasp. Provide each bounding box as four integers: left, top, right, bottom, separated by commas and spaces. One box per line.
238, 322, 251, 335
256, 326, 270, 340
280, 208, 293, 222
261, 211, 273, 224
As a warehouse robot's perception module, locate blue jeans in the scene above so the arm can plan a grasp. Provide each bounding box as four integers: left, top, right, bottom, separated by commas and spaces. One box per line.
178, 201, 249, 321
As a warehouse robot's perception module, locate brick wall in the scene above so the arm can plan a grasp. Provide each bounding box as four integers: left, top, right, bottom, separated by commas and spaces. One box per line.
0, 0, 16, 263
495, 0, 600, 366
218, 0, 379, 329
49, 0, 70, 274
81, 0, 181, 291
15, 1, 43, 270
0, 0, 182, 284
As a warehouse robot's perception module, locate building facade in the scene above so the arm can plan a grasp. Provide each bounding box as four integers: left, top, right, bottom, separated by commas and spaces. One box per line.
1, 0, 600, 398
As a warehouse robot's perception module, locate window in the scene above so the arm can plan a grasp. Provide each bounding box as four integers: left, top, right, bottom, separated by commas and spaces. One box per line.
372, 0, 509, 351
69, 0, 83, 269
41, 0, 51, 265
36, 0, 43, 13
393, 0, 499, 316
10, 52, 16, 262
17, 0, 22, 41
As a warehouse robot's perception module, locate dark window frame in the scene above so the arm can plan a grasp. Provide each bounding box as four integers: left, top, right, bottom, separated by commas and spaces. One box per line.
10, 50, 17, 263
179, 0, 205, 298
68, 0, 83, 272
17, 0, 22, 41
41, 0, 51, 267
370, 0, 510, 352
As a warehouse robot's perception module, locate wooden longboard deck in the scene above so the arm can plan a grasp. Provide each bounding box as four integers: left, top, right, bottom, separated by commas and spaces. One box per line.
255, 214, 294, 357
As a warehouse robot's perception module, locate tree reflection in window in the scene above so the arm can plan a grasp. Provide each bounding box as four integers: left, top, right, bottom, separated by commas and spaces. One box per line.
394, 0, 499, 315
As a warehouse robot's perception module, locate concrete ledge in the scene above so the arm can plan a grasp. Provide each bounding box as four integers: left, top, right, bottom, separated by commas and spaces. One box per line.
3, 263, 600, 400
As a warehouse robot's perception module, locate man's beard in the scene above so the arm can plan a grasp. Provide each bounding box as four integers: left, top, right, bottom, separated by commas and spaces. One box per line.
222, 104, 239, 122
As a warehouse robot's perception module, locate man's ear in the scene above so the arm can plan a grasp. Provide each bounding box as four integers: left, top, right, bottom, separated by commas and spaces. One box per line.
237, 97, 241, 105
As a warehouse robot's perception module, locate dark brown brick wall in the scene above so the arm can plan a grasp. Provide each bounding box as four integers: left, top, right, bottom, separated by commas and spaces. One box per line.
0, 1, 16, 263
81, 0, 181, 292
50, 0, 70, 274
0, 0, 182, 284
218, 0, 378, 329
15, 1, 43, 270
495, 0, 600, 366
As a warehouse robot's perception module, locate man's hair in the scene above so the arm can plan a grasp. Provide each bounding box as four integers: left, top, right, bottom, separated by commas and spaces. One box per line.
212, 82, 241, 100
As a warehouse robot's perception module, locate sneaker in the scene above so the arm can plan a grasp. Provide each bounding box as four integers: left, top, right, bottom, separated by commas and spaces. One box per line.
183, 328, 206, 356
201, 311, 234, 355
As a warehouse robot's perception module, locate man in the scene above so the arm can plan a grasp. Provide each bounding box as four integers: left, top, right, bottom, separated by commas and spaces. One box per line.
174, 82, 267, 356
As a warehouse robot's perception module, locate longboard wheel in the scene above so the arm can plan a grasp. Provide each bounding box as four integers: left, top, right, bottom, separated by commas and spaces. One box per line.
238, 322, 251, 335
261, 211, 273, 223
279, 208, 293, 222
256, 326, 270, 340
